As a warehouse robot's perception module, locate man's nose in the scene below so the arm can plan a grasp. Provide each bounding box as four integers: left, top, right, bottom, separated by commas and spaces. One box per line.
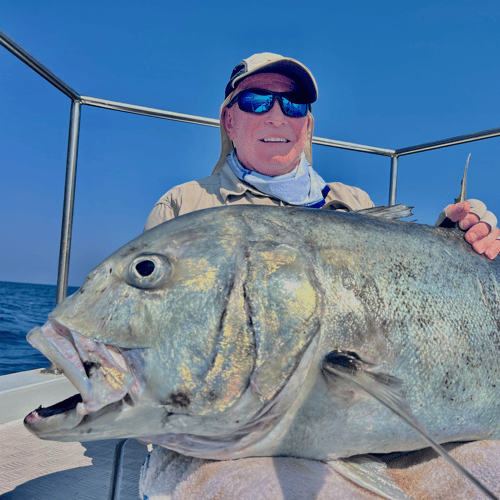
264, 100, 286, 126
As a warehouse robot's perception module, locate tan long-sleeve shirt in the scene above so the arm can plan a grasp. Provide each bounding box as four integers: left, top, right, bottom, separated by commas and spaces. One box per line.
144, 162, 374, 231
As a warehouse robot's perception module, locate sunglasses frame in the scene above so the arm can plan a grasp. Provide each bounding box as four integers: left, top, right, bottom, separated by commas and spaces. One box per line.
227, 88, 311, 118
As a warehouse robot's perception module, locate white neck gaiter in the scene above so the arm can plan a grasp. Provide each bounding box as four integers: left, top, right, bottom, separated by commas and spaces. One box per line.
227, 150, 329, 208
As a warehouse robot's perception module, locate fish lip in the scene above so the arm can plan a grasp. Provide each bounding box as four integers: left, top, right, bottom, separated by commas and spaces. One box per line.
25, 319, 138, 433
27, 322, 93, 401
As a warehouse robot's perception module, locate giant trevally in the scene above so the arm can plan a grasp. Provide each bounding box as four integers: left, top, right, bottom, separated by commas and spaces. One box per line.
24, 206, 500, 485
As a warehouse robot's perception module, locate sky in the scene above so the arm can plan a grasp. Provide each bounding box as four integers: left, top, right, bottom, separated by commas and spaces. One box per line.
1, 0, 500, 287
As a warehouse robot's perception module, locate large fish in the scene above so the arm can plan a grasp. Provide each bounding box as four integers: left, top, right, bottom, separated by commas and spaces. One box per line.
24, 206, 500, 466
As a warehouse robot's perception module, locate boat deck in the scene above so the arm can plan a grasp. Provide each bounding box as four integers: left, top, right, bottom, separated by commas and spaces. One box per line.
0, 370, 149, 500
2, 370, 500, 500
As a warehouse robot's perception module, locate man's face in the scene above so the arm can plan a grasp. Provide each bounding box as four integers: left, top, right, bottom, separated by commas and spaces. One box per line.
222, 73, 311, 177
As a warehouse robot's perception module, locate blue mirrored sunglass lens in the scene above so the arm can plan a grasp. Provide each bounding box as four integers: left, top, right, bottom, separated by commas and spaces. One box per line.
235, 91, 309, 117
281, 98, 308, 117
240, 92, 274, 113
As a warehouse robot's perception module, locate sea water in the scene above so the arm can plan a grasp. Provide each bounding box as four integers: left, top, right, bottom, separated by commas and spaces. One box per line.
0, 281, 79, 376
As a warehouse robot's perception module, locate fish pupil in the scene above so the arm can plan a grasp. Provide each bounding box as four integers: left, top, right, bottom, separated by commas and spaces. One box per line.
136, 260, 155, 277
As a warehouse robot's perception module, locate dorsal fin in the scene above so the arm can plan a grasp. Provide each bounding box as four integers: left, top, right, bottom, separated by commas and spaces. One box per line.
355, 204, 414, 220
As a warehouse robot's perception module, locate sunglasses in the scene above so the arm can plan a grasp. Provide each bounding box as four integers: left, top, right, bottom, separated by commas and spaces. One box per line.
227, 89, 311, 118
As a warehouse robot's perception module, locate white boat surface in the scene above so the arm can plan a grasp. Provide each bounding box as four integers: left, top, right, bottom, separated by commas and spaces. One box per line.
0, 369, 149, 500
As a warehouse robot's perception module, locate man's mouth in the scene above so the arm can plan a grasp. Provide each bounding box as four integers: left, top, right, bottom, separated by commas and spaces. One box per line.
260, 137, 290, 143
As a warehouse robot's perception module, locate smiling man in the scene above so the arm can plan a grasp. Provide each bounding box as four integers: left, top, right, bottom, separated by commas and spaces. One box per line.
144, 53, 500, 259
144, 53, 374, 230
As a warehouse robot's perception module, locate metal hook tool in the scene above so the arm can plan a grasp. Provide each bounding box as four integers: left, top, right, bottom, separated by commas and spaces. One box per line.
436, 154, 471, 228
455, 153, 471, 204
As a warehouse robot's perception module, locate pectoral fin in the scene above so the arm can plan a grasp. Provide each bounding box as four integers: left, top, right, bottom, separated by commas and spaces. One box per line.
322, 350, 499, 500
327, 456, 413, 500
321, 350, 406, 405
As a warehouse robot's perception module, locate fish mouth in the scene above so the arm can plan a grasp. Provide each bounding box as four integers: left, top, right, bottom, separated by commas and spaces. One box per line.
24, 394, 84, 434
35, 393, 83, 417
24, 319, 145, 437
24, 393, 127, 437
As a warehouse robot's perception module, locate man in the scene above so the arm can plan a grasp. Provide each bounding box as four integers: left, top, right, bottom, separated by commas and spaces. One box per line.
145, 53, 500, 260
140, 54, 500, 499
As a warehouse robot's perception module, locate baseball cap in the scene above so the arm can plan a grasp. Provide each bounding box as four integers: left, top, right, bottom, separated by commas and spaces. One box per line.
224, 52, 318, 103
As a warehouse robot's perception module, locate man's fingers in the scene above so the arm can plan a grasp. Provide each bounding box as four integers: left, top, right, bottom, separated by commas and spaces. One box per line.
459, 213, 480, 231
445, 201, 470, 222
438, 200, 495, 230
465, 221, 492, 243
471, 227, 500, 254
484, 240, 500, 260
440, 199, 499, 260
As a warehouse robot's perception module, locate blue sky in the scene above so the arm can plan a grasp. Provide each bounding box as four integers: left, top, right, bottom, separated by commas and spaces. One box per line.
1, 0, 500, 286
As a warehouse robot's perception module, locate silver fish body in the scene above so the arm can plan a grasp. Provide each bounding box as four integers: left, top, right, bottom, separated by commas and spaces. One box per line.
24, 206, 500, 461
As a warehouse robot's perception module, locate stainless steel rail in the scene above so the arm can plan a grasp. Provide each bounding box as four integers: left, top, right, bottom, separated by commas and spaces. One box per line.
2, 28, 500, 306
56, 101, 81, 306
80, 95, 397, 156
107, 440, 128, 500
311, 136, 394, 156
395, 126, 500, 156
0, 30, 80, 101
81, 95, 220, 127
389, 157, 399, 206
0, 29, 81, 309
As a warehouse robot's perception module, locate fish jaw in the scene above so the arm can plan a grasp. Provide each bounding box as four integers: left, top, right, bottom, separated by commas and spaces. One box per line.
23, 319, 157, 441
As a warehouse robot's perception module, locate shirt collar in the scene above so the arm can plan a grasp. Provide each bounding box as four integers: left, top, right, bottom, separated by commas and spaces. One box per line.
219, 160, 266, 201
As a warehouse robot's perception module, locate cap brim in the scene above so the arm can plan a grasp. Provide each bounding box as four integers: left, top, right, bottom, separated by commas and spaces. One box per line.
232, 58, 317, 103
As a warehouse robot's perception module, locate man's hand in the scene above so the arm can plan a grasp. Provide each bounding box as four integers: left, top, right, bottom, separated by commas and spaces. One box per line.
442, 200, 500, 260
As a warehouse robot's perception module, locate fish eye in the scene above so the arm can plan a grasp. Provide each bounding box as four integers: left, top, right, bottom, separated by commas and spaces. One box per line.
127, 254, 171, 289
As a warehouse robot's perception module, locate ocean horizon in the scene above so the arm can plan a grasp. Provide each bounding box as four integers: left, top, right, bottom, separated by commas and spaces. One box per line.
0, 280, 79, 376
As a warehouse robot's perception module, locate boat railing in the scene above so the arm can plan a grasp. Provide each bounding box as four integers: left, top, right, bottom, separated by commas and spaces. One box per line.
2, 29, 500, 306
